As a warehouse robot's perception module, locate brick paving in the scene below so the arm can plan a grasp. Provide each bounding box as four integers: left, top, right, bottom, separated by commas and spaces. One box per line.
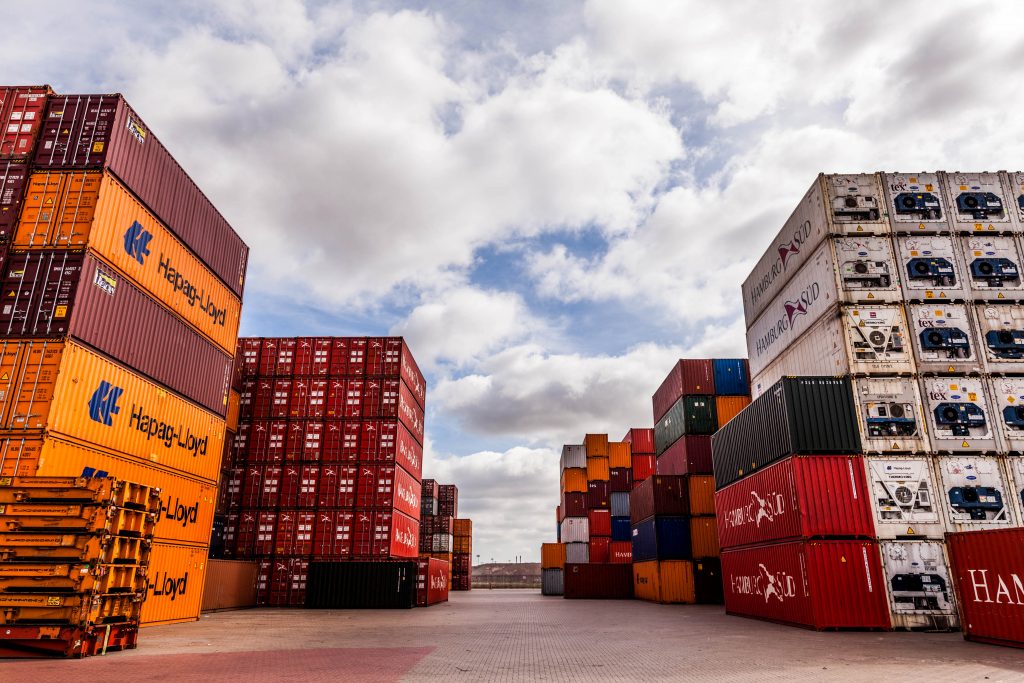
3, 590, 1023, 681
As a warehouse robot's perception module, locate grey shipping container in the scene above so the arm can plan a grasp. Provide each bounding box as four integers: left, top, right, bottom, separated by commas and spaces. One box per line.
560, 444, 586, 469
610, 492, 630, 517
565, 542, 589, 564
711, 376, 861, 490
541, 568, 564, 596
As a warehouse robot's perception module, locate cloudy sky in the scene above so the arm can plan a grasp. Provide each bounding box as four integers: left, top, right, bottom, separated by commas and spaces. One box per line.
12, 0, 1024, 563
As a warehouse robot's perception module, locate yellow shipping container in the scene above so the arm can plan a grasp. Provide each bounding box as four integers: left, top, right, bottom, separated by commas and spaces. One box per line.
689, 517, 720, 558
633, 560, 695, 604
15, 171, 241, 355
226, 389, 241, 433
716, 396, 751, 428
560, 467, 587, 493
586, 456, 610, 482
0, 340, 226, 483
584, 434, 608, 457
688, 476, 715, 515
140, 542, 208, 627
607, 442, 631, 469
541, 542, 566, 570
29, 436, 218, 546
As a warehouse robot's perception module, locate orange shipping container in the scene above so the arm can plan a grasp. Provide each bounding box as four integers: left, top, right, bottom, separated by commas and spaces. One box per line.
0, 340, 226, 483
201, 559, 257, 612
584, 433, 608, 457
140, 542, 208, 627
715, 396, 751, 428
689, 517, 720, 558
561, 468, 587, 493
226, 390, 241, 433
607, 442, 631, 469
453, 518, 473, 538
28, 436, 218, 546
454, 536, 472, 554
14, 171, 242, 355
586, 456, 610, 482
688, 476, 715, 515
541, 542, 566, 570
633, 560, 695, 604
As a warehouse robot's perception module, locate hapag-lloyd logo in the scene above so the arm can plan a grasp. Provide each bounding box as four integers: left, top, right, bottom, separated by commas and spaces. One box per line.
754, 281, 821, 359
723, 490, 785, 530
87, 382, 209, 457
749, 220, 813, 307
730, 563, 798, 603
967, 569, 1024, 605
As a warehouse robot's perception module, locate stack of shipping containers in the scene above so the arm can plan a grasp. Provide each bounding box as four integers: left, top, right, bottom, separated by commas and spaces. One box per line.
416, 480, 472, 599
452, 517, 472, 591
221, 337, 426, 607
0, 86, 248, 629
416, 480, 450, 606
729, 171, 1024, 630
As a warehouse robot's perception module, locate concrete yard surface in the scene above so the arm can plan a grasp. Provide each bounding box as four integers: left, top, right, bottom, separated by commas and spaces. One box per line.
3, 590, 1023, 682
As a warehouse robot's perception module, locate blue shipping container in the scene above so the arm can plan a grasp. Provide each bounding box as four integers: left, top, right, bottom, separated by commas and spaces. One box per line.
631, 516, 692, 562
610, 492, 630, 517
611, 516, 631, 541
713, 358, 750, 396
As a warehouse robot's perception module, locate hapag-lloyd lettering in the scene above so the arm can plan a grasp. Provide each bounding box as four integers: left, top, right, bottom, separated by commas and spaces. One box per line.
749, 220, 813, 307
723, 490, 786, 529
754, 281, 821, 359
129, 404, 209, 457
730, 563, 798, 603
158, 254, 228, 327
968, 569, 1024, 605
156, 495, 200, 528
150, 571, 188, 602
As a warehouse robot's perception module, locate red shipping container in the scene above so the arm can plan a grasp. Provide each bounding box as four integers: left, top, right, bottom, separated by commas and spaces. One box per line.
256, 559, 272, 603
254, 511, 278, 556
630, 475, 690, 524
286, 380, 310, 418
351, 508, 419, 559
238, 380, 256, 420
354, 463, 421, 521
278, 465, 301, 508
315, 464, 358, 508
632, 454, 656, 484
0, 250, 232, 416
245, 421, 288, 463
0, 160, 29, 240
268, 557, 291, 606
588, 510, 612, 537
221, 467, 244, 511
453, 553, 471, 574
222, 512, 239, 557
250, 380, 273, 418
285, 421, 324, 462
561, 492, 587, 519
274, 509, 299, 556
258, 339, 296, 377
367, 338, 426, 408
311, 509, 354, 560
294, 337, 334, 376
609, 467, 633, 493
947, 527, 1024, 649
0, 87, 49, 159
240, 465, 282, 509
653, 359, 714, 423
292, 379, 328, 418
589, 537, 611, 563
657, 436, 713, 475
564, 563, 633, 599
416, 557, 450, 607
714, 455, 874, 550
609, 541, 632, 563
234, 511, 257, 559
721, 540, 890, 630
268, 379, 293, 418
383, 420, 424, 481
343, 338, 367, 376
297, 465, 320, 507
322, 421, 360, 462
622, 428, 655, 454
237, 339, 261, 378
587, 481, 610, 510
33, 94, 249, 297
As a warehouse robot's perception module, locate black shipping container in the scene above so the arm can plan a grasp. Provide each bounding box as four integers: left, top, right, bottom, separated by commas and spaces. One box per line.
208, 513, 227, 559
654, 398, 685, 456
306, 561, 416, 609
711, 377, 860, 490
693, 557, 724, 605
656, 396, 718, 455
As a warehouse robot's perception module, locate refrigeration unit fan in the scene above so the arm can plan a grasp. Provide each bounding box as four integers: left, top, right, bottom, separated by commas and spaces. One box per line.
971, 258, 1020, 287
906, 257, 956, 287
986, 330, 1024, 359
935, 402, 985, 436
956, 192, 1004, 219
894, 192, 942, 220
920, 328, 971, 358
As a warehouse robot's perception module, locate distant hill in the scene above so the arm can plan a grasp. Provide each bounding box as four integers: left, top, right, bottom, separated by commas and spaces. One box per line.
471, 563, 541, 588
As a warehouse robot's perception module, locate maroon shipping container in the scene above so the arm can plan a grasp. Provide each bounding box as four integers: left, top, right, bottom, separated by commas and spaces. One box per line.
453, 553, 471, 575
630, 475, 690, 524
354, 464, 422, 521
714, 455, 874, 550
416, 557, 450, 607
314, 464, 358, 508
0, 86, 50, 159
239, 464, 283, 509
310, 508, 355, 560
947, 527, 1024, 649
237, 338, 261, 379
258, 338, 297, 377
296, 464, 320, 507
437, 484, 458, 518
587, 481, 609, 511
0, 160, 29, 240
284, 421, 325, 462
421, 479, 437, 499
0, 250, 232, 416
656, 435, 713, 475
609, 541, 632, 564
273, 510, 315, 556
609, 467, 633, 493
589, 537, 610, 563
233, 512, 258, 558
293, 337, 334, 376
721, 540, 890, 630
652, 359, 715, 423
622, 427, 655, 454
560, 492, 587, 519
564, 563, 634, 599
587, 509, 611, 537
322, 421, 360, 463
351, 508, 419, 559
33, 94, 249, 296
254, 511, 278, 556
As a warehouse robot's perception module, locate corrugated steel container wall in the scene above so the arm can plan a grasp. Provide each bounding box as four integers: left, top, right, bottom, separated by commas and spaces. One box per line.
714, 455, 874, 550
946, 527, 1024, 649
713, 359, 750, 396
586, 481, 609, 512
0, 340, 226, 481
722, 540, 890, 630
587, 509, 611, 537
564, 542, 588, 564
589, 537, 610, 563
630, 475, 690, 524
14, 170, 242, 355
226, 390, 240, 433
0, 251, 233, 416
622, 428, 655, 454
563, 563, 633, 599
306, 561, 416, 609
690, 517, 720, 558
688, 476, 716, 516
942, 171, 1016, 234
140, 542, 208, 626
608, 442, 631, 469
561, 492, 586, 518
712, 377, 861, 490
716, 396, 751, 429
609, 492, 629, 518
541, 568, 564, 596
682, 396, 717, 435
560, 444, 586, 469
654, 397, 685, 456
652, 359, 715, 424
881, 172, 952, 235
0, 433, 41, 476
201, 559, 257, 611
864, 456, 946, 540
33, 95, 249, 297
0, 161, 29, 240
560, 468, 587, 493
609, 541, 632, 563
540, 542, 565, 569
0, 87, 50, 160
17, 435, 218, 545
632, 454, 656, 482
631, 516, 692, 562
694, 558, 725, 604
586, 456, 610, 482
559, 517, 589, 543
633, 560, 695, 604
657, 435, 712, 475
584, 433, 608, 457
611, 516, 631, 541
608, 467, 632, 493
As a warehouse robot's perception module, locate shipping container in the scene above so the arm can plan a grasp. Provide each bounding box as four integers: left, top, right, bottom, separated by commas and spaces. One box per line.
742, 174, 889, 325
608, 442, 631, 469
587, 509, 611, 537
986, 377, 1024, 452
609, 541, 632, 563
611, 516, 631, 542
919, 376, 999, 452
14, 170, 242, 354
688, 476, 715, 515
0, 252, 233, 416
693, 558, 725, 604
586, 481, 609, 510
560, 444, 586, 469
941, 171, 1014, 234
907, 303, 983, 375
1008, 171, 1024, 230
715, 396, 750, 429
632, 454, 656, 483
586, 456, 610, 482
589, 537, 610, 563
960, 236, 1024, 301
0, 87, 50, 160
541, 568, 564, 596
894, 235, 969, 302
560, 468, 587, 493
415, 557, 449, 607
0, 161, 29, 240
864, 456, 946, 539
310, 509, 354, 560
712, 377, 861, 489
351, 509, 419, 559
631, 516, 691, 562
201, 560, 257, 612
633, 560, 695, 604
713, 359, 750, 396
560, 491, 587, 519
946, 526, 1024, 649
540, 542, 565, 569
563, 563, 633, 599
353, 463, 421, 521
714, 455, 874, 550
879, 540, 959, 630
608, 467, 632, 493
630, 475, 690, 523
751, 305, 916, 396
652, 360, 714, 423
565, 542, 589, 564
306, 561, 416, 609
934, 455, 1016, 529
33, 94, 249, 296
609, 492, 629, 518
656, 435, 712, 475
974, 304, 1024, 375
584, 433, 608, 457
559, 517, 589, 543
882, 172, 952, 234
690, 517, 720, 558
1005, 457, 1024, 523
140, 542, 207, 627
722, 540, 890, 630
850, 377, 932, 454
621, 428, 655, 454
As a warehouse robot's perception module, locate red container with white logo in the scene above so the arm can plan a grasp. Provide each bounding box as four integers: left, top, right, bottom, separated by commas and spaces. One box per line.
946, 527, 1024, 649
239, 421, 288, 463
285, 421, 324, 462
277, 465, 301, 508
416, 557, 450, 607
657, 435, 712, 475
714, 455, 874, 550
237, 339, 262, 379
721, 540, 890, 630
311, 509, 354, 560
352, 508, 419, 559
622, 427, 655, 454
609, 541, 632, 563
314, 464, 358, 508
233, 511, 258, 559
322, 421, 360, 462
293, 337, 334, 376
296, 465, 320, 507
254, 511, 278, 556
354, 463, 421, 521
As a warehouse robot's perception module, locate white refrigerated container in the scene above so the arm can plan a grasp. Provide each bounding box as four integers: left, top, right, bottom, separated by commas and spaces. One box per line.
919, 377, 999, 453
852, 377, 931, 454
975, 305, 1024, 374
906, 303, 984, 375
882, 172, 953, 234
1003, 456, 1024, 523
865, 456, 946, 539
879, 540, 959, 631
894, 235, 969, 302
941, 171, 1014, 234
960, 235, 1024, 301
934, 455, 1016, 529
985, 376, 1024, 452
1005, 171, 1024, 230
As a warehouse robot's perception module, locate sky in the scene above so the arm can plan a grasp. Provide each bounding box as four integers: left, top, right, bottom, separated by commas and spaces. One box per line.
10, 0, 1024, 563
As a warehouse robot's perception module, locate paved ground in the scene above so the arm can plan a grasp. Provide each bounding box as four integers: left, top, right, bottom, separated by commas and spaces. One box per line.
3, 590, 1023, 681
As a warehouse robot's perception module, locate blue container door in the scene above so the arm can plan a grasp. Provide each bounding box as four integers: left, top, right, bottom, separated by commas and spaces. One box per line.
713, 358, 750, 396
